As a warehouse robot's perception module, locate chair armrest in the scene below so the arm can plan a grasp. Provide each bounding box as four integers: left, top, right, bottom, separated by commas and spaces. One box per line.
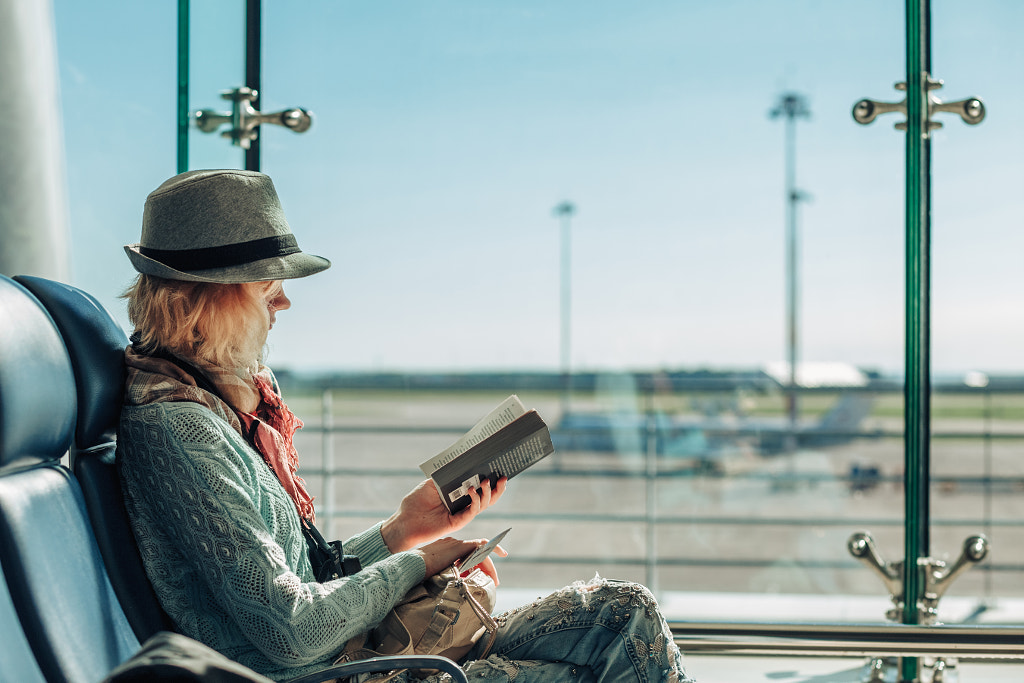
284, 655, 467, 683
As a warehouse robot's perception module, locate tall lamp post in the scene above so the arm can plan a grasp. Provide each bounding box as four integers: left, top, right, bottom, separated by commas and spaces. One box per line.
553, 201, 576, 415
770, 93, 810, 450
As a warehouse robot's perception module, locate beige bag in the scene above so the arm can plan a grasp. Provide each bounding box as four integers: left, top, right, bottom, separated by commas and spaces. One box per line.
338, 566, 498, 679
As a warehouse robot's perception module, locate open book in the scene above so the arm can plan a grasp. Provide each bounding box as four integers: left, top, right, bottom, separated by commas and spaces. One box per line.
419, 395, 554, 513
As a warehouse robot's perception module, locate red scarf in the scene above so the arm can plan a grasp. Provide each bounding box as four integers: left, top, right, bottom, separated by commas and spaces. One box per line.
236, 373, 317, 523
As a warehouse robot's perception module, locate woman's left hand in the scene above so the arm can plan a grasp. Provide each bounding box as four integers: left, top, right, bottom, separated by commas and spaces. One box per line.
459, 544, 508, 586
381, 476, 507, 553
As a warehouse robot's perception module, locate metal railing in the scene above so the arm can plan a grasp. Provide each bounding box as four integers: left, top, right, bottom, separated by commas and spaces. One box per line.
670, 621, 1024, 658
295, 386, 1024, 601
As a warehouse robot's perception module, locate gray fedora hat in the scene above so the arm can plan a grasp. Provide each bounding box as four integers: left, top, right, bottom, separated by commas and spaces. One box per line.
125, 169, 330, 283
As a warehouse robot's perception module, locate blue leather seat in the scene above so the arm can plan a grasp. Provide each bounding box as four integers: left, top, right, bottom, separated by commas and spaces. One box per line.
0, 274, 139, 683
0, 535, 47, 682
0, 274, 468, 683
15, 274, 176, 642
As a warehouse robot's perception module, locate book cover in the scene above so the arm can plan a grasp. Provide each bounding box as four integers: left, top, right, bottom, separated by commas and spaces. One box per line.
420, 396, 554, 513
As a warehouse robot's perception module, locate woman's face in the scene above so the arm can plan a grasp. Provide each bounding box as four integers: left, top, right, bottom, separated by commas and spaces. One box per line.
264, 281, 291, 331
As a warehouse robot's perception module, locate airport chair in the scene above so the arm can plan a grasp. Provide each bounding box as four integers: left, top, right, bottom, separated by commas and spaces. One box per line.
0, 274, 139, 683
0, 274, 468, 683
15, 274, 176, 642
0, 462, 48, 683
0, 558, 47, 683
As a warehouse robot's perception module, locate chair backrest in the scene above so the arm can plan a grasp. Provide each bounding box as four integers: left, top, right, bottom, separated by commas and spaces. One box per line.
14, 275, 176, 641
0, 277, 54, 683
14, 276, 127, 452
0, 274, 140, 683
0, 278, 76, 471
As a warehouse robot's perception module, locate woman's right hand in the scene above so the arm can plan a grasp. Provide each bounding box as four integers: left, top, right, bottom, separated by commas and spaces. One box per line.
381, 477, 506, 553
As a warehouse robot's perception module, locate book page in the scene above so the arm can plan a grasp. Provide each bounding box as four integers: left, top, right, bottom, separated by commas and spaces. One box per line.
419, 395, 526, 476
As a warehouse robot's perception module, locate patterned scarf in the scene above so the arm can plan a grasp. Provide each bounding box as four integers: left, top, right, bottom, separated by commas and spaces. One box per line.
123, 346, 317, 523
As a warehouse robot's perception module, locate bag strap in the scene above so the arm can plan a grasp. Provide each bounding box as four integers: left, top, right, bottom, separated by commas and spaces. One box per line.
456, 573, 499, 659
410, 574, 465, 654
409, 569, 498, 658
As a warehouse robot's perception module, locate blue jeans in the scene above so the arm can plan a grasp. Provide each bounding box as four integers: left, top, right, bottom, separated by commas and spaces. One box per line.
392, 576, 694, 682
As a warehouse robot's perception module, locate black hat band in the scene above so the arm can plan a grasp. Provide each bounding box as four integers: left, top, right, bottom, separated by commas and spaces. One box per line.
139, 235, 300, 272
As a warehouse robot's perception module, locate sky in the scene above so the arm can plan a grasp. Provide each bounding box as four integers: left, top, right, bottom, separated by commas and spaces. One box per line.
49, 1, 1024, 375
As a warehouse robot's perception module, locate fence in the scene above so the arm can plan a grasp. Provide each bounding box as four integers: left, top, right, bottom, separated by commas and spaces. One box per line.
286, 382, 1024, 618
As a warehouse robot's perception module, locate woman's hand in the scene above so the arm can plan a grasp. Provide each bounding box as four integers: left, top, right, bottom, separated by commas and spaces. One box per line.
381, 477, 507, 553
458, 545, 508, 586
416, 536, 508, 584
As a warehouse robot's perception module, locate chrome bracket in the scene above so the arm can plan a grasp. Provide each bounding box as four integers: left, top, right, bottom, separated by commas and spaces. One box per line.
847, 532, 988, 683
863, 655, 958, 683
847, 532, 906, 621
852, 75, 985, 136
847, 532, 989, 625
919, 535, 990, 624
194, 87, 312, 150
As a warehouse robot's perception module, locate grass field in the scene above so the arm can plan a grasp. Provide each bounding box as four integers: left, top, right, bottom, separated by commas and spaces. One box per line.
283, 385, 1024, 425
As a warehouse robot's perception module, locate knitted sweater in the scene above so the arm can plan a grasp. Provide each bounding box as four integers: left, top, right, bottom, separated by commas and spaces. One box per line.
118, 399, 427, 681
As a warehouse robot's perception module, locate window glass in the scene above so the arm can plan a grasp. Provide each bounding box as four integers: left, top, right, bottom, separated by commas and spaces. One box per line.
930, 0, 1024, 614
187, 0, 246, 170
53, 0, 176, 320
52, 0, 1024, 625
264, 1, 909, 621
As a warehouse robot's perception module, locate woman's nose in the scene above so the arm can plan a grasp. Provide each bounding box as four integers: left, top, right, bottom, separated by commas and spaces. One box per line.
271, 291, 291, 311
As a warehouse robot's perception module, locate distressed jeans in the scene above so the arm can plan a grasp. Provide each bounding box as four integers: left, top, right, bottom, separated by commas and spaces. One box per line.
390, 576, 695, 683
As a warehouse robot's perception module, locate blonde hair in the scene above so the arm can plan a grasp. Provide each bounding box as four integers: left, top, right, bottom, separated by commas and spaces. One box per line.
124, 275, 277, 368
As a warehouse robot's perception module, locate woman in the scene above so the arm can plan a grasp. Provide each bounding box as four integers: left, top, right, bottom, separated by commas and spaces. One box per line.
118, 169, 693, 682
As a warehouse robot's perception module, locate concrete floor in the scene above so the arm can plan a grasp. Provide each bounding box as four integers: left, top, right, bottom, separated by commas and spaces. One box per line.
685, 654, 1024, 683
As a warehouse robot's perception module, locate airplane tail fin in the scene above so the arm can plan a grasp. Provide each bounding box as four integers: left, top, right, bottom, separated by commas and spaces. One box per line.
807, 392, 875, 445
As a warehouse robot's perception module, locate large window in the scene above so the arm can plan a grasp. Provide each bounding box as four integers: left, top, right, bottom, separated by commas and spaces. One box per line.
54, 0, 1024, 627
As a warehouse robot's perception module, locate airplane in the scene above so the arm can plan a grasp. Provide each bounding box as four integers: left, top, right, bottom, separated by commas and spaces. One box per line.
551, 391, 877, 472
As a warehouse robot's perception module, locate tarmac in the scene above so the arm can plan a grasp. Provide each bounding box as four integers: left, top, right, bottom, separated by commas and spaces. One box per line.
290, 392, 1024, 619
287, 391, 1024, 679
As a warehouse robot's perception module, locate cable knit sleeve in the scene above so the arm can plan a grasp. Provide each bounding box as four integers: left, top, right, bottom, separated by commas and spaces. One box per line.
342, 521, 395, 567
119, 402, 426, 679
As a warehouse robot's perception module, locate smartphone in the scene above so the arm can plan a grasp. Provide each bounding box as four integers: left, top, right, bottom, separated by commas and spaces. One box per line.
459, 527, 511, 571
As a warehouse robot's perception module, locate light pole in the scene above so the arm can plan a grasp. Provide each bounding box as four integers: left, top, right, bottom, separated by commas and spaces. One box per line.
770, 93, 810, 451
553, 201, 576, 415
